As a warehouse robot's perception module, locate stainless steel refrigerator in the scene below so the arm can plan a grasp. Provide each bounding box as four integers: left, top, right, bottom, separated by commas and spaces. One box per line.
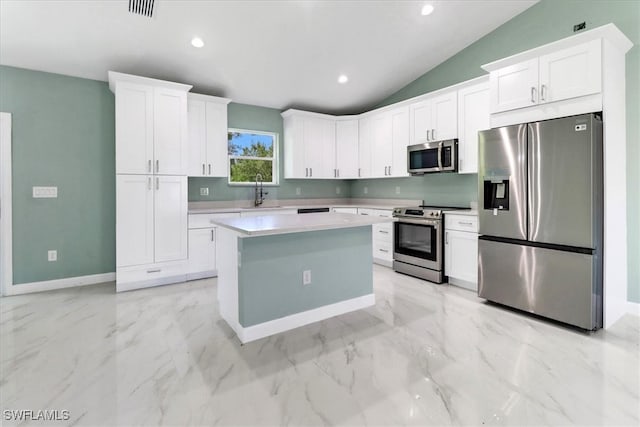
477, 113, 603, 330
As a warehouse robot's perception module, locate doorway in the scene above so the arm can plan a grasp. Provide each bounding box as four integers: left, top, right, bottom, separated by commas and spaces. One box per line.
0, 112, 12, 295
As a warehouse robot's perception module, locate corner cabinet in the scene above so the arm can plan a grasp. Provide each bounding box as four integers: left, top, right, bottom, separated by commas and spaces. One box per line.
457, 79, 490, 174
109, 71, 192, 292
187, 93, 231, 177
488, 39, 601, 113
282, 110, 336, 179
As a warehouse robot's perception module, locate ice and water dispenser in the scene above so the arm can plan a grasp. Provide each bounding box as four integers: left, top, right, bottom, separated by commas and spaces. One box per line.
483, 177, 509, 213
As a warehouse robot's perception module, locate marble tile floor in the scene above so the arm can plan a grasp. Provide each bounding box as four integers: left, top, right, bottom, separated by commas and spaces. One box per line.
1, 265, 639, 427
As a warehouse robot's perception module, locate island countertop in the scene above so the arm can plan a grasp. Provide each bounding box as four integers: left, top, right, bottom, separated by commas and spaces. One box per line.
210, 212, 392, 236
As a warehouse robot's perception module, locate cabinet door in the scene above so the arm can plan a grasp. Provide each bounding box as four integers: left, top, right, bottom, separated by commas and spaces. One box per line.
390, 106, 409, 177
431, 91, 457, 141
358, 117, 372, 178
409, 99, 432, 144
319, 118, 336, 179
154, 175, 188, 263
115, 83, 154, 174
205, 101, 228, 177
187, 99, 206, 177
539, 39, 601, 104
457, 82, 490, 174
188, 228, 216, 275
336, 120, 359, 179
371, 113, 392, 178
489, 58, 539, 113
283, 116, 305, 179
153, 87, 188, 175
116, 175, 154, 267
445, 230, 478, 285
302, 117, 324, 178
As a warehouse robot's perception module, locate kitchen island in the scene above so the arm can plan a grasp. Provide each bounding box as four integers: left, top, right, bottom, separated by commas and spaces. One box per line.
212, 212, 391, 343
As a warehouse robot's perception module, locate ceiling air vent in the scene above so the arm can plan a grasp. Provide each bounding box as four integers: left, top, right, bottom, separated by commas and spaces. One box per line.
129, 0, 155, 18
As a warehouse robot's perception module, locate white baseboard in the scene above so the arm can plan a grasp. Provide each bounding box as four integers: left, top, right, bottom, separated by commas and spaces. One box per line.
233, 293, 376, 344
448, 277, 478, 292
5, 272, 116, 296
627, 301, 640, 317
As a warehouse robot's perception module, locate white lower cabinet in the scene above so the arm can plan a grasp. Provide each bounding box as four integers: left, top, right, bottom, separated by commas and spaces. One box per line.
240, 209, 297, 217
187, 228, 216, 280
116, 174, 188, 291
359, 208, 394, 266
444, 214, 478, 291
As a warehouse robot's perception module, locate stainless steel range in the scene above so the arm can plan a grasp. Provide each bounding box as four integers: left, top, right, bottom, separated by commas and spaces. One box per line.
392, 206, 466, 283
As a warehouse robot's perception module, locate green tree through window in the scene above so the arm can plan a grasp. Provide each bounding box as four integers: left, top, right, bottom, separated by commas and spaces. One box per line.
228, 129, 277, 184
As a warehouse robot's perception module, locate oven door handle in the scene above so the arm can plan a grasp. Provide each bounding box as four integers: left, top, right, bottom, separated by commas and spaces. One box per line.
437, 141, 443, 170
395, 217, 440, 227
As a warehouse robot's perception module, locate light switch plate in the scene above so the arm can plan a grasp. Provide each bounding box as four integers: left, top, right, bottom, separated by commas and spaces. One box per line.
336, 186, 341, 194
33, 186, 58, 198
48, 250, 57, 262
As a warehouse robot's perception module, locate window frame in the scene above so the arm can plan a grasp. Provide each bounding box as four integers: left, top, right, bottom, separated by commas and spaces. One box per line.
227, 128, 279, 186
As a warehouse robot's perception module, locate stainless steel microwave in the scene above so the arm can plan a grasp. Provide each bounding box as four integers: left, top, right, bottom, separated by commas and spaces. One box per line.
407, 139, 458, 174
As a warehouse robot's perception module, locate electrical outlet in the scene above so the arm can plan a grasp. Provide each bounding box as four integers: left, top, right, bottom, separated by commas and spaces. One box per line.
33, 186, 58, 198
200, 187, 209, 196
48, 250, 57, 262
303, 270, 311, 285
364, 187, 368, 194
296, 187, 301, 196
395, 186, 401, 194
336, 186, 341, 194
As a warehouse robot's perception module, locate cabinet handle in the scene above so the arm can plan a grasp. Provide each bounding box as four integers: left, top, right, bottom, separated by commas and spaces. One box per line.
202, 164, 205, 175
432, 129, 436, 140
540, 84, 546, 101
156, 177, 159, 190
379, 230, 389, 234
305, 168, 308, 177
426, 129, 430, 141
361, 213, 369, 215
310, 168, 312, 177
208, 164, 211, 175
445, 232, 449, 244
156, 159, 159, 173
147, 268, 161, 273
147, 177, 151, 190
531, 86, 536, 103
148, 160, 152, 173
358, 168, 361, 177
211, 229, 214, 241
379, 249, 389, 253
337, 169, 340, 178
459, 221, 473, 226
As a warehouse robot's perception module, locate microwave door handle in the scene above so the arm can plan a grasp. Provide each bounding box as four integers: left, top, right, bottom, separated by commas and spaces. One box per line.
437, 141, 443, 169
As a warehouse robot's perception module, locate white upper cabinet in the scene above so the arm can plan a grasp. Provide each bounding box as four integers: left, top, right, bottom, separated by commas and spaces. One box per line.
368, 106, 409, 178
489, 39, 602, 113
335, 119, 359, 179
358, 117, 372, 179
187, 94, 231, 177
538, 39, 602, 103
110, 72, 191, 176
153, 87, 188, 175
115, 83, 154, 175
282, 111, 336, 179
389, 107, 410, 177
457, 80, 490, 174
409, 90, 457, 144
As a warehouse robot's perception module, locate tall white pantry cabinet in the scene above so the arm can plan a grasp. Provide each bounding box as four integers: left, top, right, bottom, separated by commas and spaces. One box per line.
109, 72, 191, 292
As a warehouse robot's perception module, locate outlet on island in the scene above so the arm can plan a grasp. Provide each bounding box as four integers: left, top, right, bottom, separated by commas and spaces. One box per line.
303, 270, 311, 285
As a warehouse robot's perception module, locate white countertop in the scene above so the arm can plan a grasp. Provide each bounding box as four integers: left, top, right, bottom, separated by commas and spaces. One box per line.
442, 210, 478, 216
211, 212, 392, 236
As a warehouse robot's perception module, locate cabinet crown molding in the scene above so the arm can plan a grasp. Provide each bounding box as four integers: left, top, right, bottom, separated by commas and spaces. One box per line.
188, 92, 231, 104
108, 71, 193, 93
481, 23, 632, 73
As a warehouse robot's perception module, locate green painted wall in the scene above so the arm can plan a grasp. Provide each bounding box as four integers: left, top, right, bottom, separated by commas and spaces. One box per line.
237, 227, 373, 326
375, 0, 640, 302
350, 174, 477, 207
188, 102, 350, 202
0, 66, 115, 285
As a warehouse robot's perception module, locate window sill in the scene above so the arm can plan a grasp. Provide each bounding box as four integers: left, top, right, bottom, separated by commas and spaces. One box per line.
227, 182, 280, 187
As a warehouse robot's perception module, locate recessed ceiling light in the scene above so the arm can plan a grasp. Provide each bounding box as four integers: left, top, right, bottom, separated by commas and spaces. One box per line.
191, 37, 204, 48
338, 74, 349, 84
421, 4, 434, 16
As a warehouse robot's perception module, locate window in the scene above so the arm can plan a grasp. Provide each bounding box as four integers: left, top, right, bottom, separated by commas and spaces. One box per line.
227, 128, 278, 185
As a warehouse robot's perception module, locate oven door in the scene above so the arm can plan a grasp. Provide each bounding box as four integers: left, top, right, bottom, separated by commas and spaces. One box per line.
393, 218, 441, 270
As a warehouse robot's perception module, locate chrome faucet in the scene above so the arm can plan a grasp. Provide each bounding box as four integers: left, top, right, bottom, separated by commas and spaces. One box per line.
254, 173, 268, 207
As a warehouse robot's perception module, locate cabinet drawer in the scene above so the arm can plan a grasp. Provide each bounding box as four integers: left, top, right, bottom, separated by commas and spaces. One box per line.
373, 241, 393, 261
373, 223, 392, 242
445, 214, 478, 232
188, 212, 240, 229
